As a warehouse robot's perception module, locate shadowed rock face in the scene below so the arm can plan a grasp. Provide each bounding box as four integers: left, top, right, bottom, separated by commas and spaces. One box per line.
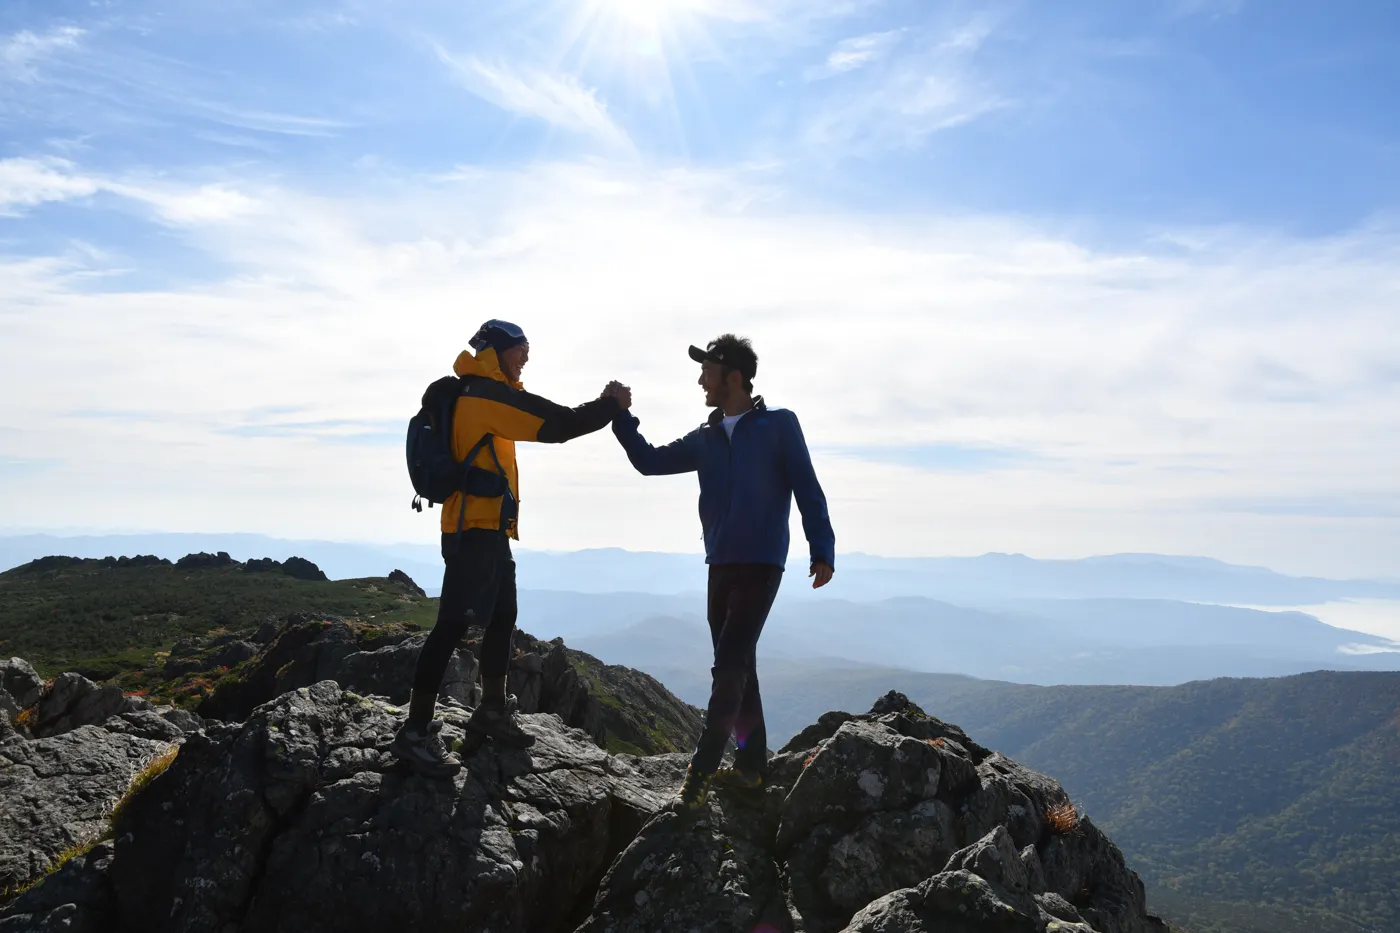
2, 672, 1167, 933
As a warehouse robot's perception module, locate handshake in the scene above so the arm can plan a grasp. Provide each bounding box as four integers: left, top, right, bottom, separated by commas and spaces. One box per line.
601, 380, 632, 410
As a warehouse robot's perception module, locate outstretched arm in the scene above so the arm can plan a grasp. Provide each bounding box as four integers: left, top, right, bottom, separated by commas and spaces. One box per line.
612, 411, 701, 476
780, 412, 836, 581
459, 379, 621, 444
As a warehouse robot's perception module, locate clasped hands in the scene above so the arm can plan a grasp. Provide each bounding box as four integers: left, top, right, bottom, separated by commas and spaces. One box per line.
601, 380, 632, 410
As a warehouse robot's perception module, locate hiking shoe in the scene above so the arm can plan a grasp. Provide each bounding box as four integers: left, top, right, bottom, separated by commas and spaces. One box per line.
713, 766, 763, 791
466, 696, 536, 748
669, 765, 714, 815
390, 720, 461, 779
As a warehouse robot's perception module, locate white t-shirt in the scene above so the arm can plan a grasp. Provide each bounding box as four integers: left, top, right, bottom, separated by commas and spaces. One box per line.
721, 411, 748, 439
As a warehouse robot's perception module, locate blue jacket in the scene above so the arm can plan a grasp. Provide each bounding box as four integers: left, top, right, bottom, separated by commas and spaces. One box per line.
612, 399, 836, 569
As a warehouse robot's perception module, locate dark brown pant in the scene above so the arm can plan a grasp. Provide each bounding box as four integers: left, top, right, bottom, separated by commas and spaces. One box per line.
691, 563, 784, 774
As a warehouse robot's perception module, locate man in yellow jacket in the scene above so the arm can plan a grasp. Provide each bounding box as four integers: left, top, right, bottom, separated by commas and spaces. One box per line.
392, 320, 628, 777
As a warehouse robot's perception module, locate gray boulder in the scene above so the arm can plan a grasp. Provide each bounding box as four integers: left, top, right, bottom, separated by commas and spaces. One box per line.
336, 632, 480, 707
1, 660, 44, 713
207, 639, 259, 670
31, 673, 153, 739
0, 725, 174, 895
576, 811, 792, 933
840, 827, 1102, 933
777, 719, 945, 850
100, 709, 188, 743
195, 621, 477, 722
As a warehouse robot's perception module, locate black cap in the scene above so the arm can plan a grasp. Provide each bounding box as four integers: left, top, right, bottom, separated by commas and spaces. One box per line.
689, 336, 757, 381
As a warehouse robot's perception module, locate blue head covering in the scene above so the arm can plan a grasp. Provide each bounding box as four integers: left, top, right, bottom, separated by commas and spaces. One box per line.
469, 319, 527, 354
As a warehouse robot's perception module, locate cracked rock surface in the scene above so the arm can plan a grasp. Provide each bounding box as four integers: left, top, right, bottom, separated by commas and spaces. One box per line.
3, 680, 1168, 933
0, 726, 174, 895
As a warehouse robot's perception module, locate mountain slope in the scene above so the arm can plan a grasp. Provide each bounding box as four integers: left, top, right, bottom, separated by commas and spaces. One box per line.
659, 663, 1400, 933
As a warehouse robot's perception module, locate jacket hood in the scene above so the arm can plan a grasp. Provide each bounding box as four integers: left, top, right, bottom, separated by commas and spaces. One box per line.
454, 347, 522, 389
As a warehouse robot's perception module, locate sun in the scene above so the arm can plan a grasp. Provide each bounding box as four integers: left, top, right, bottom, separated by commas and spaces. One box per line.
605, 0, 672, 29
561, 0, 728, 117
584, 0, 709, 34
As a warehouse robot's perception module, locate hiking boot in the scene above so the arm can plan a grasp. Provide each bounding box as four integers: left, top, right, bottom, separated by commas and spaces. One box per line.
390, 720, 461, 779
713, 766, 763, 791
669, 765, 714, 815
466, 696, 536, 748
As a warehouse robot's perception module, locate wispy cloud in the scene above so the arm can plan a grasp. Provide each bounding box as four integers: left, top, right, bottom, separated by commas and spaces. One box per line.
804, 20, 1007, 152
185, 103, 350, 138
806, 29, 903, 80
0, 157, 101, 214
0, 26, 84, 81
806, 68, 1005, 152
436, 49, 633, 151
0, 156, 260, 225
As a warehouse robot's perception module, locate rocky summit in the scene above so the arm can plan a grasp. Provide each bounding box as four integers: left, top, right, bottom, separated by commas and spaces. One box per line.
2, 638, 1168, 933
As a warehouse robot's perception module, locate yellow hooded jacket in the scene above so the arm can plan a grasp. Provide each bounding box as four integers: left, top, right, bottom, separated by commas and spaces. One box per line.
442, 347, 620, 538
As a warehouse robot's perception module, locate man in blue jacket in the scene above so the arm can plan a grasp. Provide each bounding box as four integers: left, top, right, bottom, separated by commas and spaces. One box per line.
612, 334, 835, 814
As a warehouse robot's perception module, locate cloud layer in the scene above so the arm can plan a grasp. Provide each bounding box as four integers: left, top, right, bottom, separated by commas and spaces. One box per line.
2, 158, 1397, 576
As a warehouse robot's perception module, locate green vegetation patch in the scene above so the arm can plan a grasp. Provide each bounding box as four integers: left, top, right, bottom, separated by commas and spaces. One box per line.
0, 556, 437, 679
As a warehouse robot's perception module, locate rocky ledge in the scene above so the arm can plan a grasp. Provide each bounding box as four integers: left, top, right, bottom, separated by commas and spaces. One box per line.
2, 679, 1167, 933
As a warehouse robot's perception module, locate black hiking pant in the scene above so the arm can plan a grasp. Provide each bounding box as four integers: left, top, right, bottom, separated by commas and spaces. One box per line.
690, 563, 784, 775
407, 530, 516, 728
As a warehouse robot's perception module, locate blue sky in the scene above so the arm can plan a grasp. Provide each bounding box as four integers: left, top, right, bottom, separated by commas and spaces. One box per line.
1, 0, 1398, 576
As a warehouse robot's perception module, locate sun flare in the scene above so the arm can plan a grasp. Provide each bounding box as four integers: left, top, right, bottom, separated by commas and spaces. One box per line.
585, 0, 716, 34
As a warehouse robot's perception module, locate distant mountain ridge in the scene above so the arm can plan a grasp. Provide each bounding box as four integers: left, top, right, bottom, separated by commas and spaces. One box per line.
559, 593, 1400, 689
4, 533, 1398, 604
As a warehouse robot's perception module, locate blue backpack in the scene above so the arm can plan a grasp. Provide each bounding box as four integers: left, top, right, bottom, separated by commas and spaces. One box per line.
406, 376, 514, 531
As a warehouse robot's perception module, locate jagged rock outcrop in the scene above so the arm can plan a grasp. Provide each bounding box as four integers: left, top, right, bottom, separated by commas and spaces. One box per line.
2, 660, 44, 741
30, 673, 154, 740
108, 681, 677, 933
575, 691, 1166, 933
386, 569, 426, 597
174, 552, 238, 570
2, 659, 45, 714
192, 621, 702, 757
195, 621, 480, 721
3, 684, 1166, 933
242, 556, 328, 582
507, 632, 704, 757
